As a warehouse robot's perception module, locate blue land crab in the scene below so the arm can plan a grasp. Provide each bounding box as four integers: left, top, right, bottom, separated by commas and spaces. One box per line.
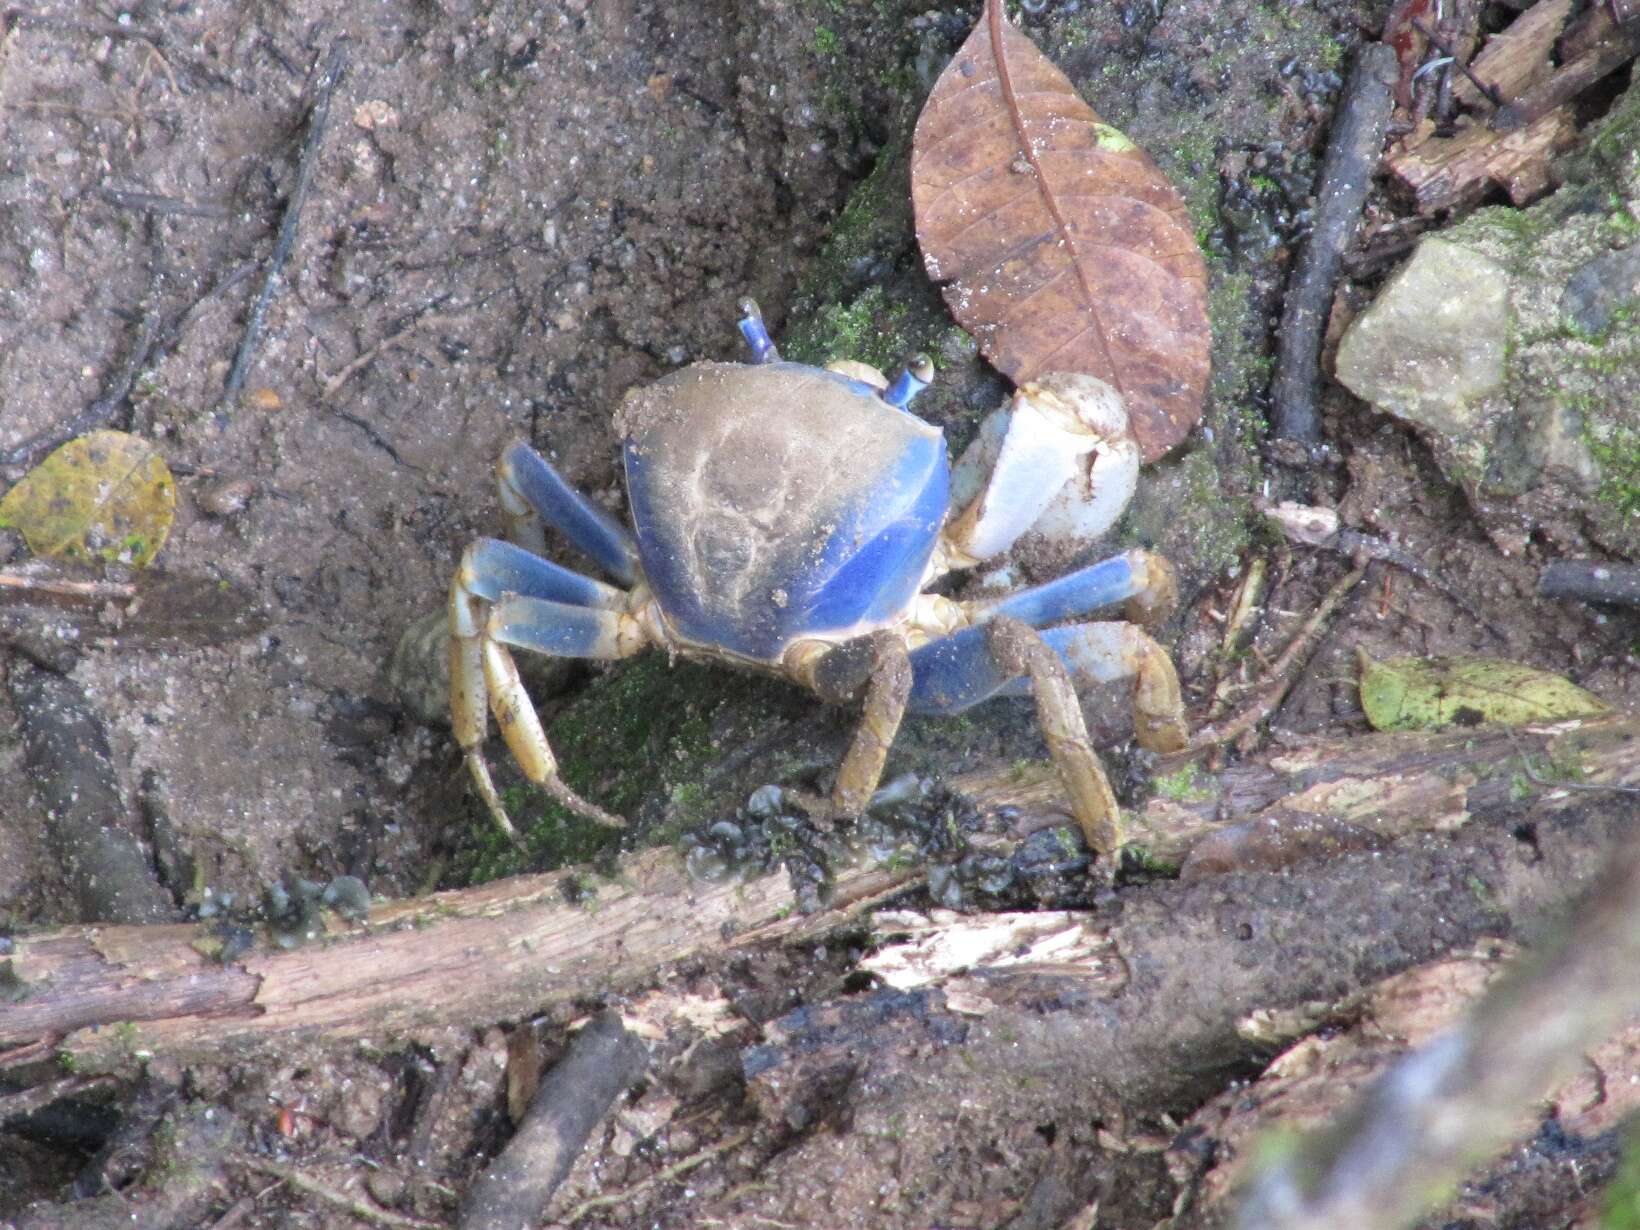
449, 301, 1186, 857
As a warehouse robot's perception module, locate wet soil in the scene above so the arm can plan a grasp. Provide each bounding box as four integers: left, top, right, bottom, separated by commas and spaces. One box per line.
2, 0, 1638, 1226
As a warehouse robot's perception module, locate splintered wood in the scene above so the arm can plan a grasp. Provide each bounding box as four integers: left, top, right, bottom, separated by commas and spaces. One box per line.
1384, 0, 1635, 214
1390, 108, 1577, 212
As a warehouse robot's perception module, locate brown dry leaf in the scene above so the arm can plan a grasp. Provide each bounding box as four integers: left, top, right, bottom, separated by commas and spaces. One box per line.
911, 0, 1209, 461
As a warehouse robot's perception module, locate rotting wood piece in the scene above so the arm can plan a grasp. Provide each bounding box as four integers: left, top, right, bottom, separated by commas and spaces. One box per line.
4, 717, 1636, 1070
1451, 0, 1572, 108
1387, 106, 1577, 211
1493, 12, 1640, 131
957, 715, 1640, 869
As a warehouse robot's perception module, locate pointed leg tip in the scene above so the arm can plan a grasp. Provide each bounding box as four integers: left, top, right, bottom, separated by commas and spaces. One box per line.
545, 778, 627, 829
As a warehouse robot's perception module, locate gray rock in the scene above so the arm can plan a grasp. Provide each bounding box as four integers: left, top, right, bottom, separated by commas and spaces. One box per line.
1335, 237, 1511, 438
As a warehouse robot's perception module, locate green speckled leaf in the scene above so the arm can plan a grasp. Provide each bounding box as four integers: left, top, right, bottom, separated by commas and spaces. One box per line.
1358, 651, 1611, 732
0, 431, 175, 567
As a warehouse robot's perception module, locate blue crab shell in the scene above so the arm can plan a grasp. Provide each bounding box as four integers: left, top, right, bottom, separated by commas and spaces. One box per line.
618, 361, 948, 662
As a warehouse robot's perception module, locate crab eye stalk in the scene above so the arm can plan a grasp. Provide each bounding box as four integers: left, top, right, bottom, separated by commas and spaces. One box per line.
883, 354, 934, 409
736, 296, 781, 365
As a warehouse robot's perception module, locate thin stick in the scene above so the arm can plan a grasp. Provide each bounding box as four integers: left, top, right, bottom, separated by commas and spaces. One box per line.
0, 571, 138, 601
222, 43, 346, 399
458, 1010, 649, 1230
1270, 41, 1398, 448
563, 1129, 756, 1224
240, 1159, 442, 1230
322, 310, 457, 399
97, 187, 229, 218
1188, 563, 1368, 750
1, 258, 257, 469
1538, 559, 1640, 608
1410, 16, 1505, 106
1509, 731, 1640, 795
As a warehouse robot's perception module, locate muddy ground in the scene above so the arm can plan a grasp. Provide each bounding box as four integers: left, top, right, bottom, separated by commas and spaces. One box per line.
2, 0, 1638, 1226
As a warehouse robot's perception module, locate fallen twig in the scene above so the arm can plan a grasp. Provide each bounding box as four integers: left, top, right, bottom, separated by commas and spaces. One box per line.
459, 1010, 648, 1230
1270, 41, 1397, 449
1509, 730, 1640, 795
1409, 16, 1502, 107
1187, 562, 1366, 751
240, 1159, 442, 1230
322, 308, 459, 399
223, 43, 346, 400
0, 571, 137, 602
562, 1129, 756, 1224
6, 660, 177, 924
1, 258, 257, 470
1538, 558, 1640, 608
97, 186, 229, 218
1262, 501, 1508, 641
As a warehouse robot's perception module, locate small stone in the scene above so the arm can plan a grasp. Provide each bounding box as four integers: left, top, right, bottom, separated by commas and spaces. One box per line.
745, 784, 784, 817
352, 99, 399, 131
1334, 237, 1511, 438
1560, 242, 1640, 336
195, 478, 256, 518
366, 1171, 407, 1208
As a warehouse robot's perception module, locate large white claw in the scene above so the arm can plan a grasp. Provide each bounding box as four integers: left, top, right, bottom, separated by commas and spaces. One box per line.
943, 373, 1138, 571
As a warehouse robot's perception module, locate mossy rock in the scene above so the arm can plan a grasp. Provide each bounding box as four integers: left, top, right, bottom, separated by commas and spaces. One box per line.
1339, 78, 1640, 561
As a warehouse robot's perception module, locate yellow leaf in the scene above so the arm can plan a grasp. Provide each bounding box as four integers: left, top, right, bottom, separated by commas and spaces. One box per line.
1357, 651, 1611, 732
0, 431, 176, 567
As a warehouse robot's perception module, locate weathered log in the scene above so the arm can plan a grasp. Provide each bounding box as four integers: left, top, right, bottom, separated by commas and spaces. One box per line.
3, 717, 1636, 1073
1, 847, 915, 1070
688, 774, 1638, 1229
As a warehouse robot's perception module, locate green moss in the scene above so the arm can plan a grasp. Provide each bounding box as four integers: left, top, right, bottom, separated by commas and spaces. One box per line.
458, 656, 808, 882
1152, 764, 1218, 803
812, 24, 842, 56
1588, 422, 1640, 521
1603, 1124, 1640, 1230
1121, 847, 1181, 877
783, 284, 916, 372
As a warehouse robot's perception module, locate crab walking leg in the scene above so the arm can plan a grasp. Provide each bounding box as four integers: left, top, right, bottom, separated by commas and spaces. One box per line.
497, 441, 640, 586
450, 582, 646, 839
799, 633, 914, 820
909, 619, 1187, 750
1040, 623, 1188, 753
964, 549, 1179, 631
940, 373, 1138, 569
457, 538, 628, 610
987, 617, 1123, 858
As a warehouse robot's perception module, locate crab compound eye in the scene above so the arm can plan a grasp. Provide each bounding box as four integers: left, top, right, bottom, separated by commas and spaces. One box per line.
884, 354, 934, 409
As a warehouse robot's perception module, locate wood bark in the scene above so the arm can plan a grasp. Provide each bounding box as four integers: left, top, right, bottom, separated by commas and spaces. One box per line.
3, 716, 1636, 1072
